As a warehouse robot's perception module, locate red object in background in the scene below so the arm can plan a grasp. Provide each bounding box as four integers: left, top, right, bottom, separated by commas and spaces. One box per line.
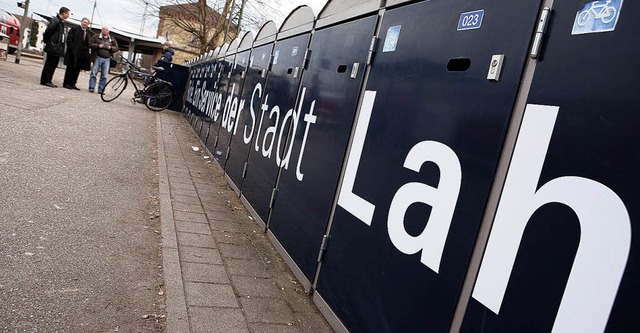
0, 10, 21, 53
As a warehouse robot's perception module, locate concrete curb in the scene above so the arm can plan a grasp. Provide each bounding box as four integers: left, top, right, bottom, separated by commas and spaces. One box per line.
157, 113, 191, 333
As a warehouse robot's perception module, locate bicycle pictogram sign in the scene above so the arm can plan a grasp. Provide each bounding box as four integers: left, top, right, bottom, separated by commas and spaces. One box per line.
572, 0, 623, 35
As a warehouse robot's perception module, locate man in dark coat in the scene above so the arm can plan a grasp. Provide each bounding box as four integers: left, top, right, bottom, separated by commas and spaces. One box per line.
63, 17, 91, 90
40, 7, 70, 87
155, 40, 175, 65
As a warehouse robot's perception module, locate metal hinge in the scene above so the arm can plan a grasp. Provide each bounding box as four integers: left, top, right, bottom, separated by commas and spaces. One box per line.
317, 234, 330, 262
366, 36, 378, 66
269, 188, 279, 209
214, 136, 219, 147
303, 49, 312, 70
226, 147, 231, 161
242, 162, 248, 178
268, 54, 274, 72
530, 7, 551, 59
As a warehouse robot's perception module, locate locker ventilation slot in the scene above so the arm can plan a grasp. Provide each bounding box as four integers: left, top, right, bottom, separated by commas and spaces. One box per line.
447, 58, 471, 72
337, 65, 348, 73
287, 68, 293, 74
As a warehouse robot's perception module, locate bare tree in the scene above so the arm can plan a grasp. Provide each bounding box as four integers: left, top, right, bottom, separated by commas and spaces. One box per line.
134, 0, 284, 54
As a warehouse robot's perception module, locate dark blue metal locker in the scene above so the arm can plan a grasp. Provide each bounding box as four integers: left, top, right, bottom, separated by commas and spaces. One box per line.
204, 41, 236, 158
267, 10, 380, 285
315, 0, 542, 332
240, 6, 315, 224
462, 1, 639, 332
216, 32, 254, 171
225, 22, 278, 193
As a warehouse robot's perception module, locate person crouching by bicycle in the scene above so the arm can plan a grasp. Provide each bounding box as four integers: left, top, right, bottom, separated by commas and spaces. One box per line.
154, 40, 174, 67
88, 25, 118, 93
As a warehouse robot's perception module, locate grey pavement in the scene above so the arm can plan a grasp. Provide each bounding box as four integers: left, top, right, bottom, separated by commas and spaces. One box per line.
0, 54, 333, 332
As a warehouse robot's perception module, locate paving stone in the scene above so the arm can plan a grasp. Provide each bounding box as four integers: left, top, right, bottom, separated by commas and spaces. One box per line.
180, 246, 222, 264
168, 175, 193, 184
201, 202, 230, 214
185, 282, 239, 307
182, 262, 229, 284
218, 243, 258, 260
240, 298, 295, 324
232, 276, 285, 299
226, 258, 271, 278
173, 202, 205, 214
171, 194, 201, 205
190, 307, 250, 333
212, 231, 252, 246
170, 188, 199, 198
248, 323, 301, 333
177, 232, 216, 248
210, 220, 245, 232
173, 211, 207, 224
170, 182, 197, 191
295, 312, 334, 333
176, 221, 212, 235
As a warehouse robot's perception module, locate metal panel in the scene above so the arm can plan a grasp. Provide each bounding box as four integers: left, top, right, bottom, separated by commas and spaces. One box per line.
462, 1, 639, 332
238, 31, 254, 52
278, 6, 315, 40
240, 33, 311, 223
225, 43, 275, 191
254, 21, 278, 47
204, 46, 237, 158
315, 0, 542, 332
268, 15, 379, 283
316, 0, 382, 29
215, 48, 251, 169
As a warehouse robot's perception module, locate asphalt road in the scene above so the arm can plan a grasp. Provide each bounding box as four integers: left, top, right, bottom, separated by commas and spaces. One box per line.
0, 55, 165, 332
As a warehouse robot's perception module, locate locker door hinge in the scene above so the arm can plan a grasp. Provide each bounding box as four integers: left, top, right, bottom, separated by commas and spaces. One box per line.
225, 147, 231, 161
317, 234, 330, 263
214, 136, 219, 147
242, 162, 248, 178
366, 36, 378, 66
269, 188, 279, 209
303, 49, 312, 70
530, 7, 551, 59
268, 54, 274, 72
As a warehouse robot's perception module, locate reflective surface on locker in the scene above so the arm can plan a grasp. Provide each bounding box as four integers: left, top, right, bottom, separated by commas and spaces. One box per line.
225, 43, 275, 191
461, 1, 640, 332
204, 52, 235, 159
216, 49, 251, 169
267, 15, 379, 282
240, 34, 311, 223
315, 0, 542, 332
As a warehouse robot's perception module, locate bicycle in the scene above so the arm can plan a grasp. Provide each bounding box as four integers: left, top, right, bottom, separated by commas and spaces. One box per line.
577, 0, 617, 26
100, 56, 174, 111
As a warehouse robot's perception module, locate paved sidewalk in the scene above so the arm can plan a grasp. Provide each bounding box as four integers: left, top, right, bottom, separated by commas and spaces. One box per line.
157, 111, 334, 333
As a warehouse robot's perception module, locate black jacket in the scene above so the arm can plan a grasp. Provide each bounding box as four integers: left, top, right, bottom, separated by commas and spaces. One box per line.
43, 14, 65, 56
64, 25, 91, 70
159, 47, 174, 64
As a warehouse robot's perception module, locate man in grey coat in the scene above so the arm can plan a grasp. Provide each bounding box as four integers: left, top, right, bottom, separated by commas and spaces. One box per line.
88, 25, 118, 93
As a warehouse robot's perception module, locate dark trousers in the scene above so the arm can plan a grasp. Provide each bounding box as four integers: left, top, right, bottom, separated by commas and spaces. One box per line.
40, 53, 60, 84
63, 63, 81, 87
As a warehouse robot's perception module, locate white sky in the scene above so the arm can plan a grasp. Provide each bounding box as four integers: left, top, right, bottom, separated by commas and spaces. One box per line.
0, 0, 327, 37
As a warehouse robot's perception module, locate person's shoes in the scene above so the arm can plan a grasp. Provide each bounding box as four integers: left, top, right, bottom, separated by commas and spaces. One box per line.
63, 84, 73, 89
71, 86, 80, 90
42, 82, 57, 88
88, 89, 94, 93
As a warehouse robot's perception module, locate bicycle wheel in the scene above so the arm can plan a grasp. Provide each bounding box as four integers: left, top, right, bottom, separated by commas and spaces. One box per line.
144, 82, 173, 111
101, 74, 128, 102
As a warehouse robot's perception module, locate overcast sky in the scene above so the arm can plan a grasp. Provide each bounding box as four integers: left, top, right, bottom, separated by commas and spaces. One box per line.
0, 0, 327, 37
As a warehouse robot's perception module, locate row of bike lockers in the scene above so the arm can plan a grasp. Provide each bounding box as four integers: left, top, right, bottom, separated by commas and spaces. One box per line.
181, 0, 639, 332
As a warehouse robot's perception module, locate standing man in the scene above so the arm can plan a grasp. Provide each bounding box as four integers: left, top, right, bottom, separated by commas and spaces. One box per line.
40, 7, 70, 88
63, 18, 91, 90
88, 25, 118, 94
